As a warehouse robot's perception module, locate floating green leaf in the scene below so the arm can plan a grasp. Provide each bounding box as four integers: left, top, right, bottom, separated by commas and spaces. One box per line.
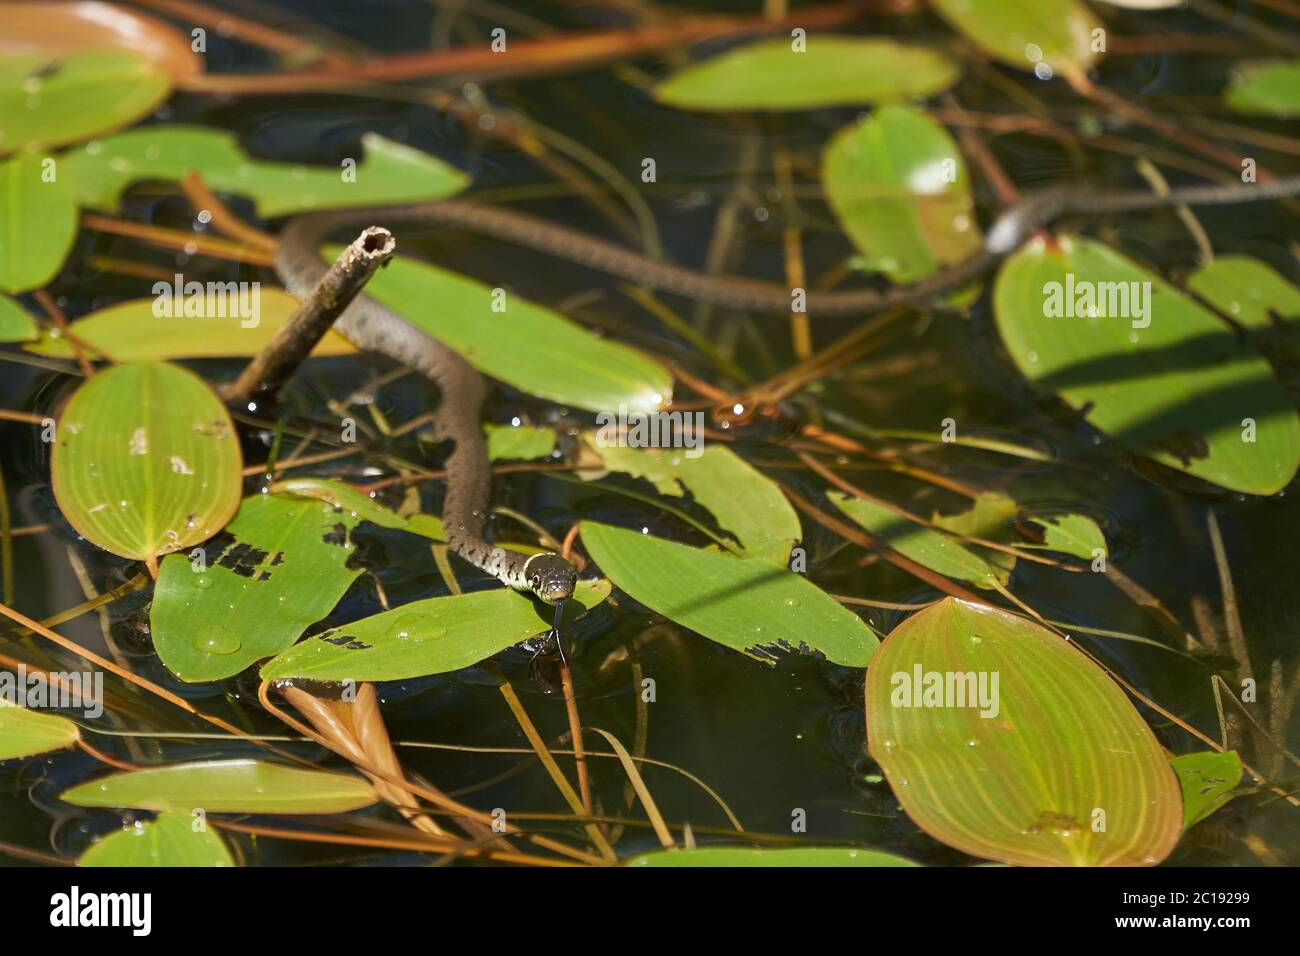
486, 423, 556, 461
1187, 255, 1300, 331
0, 51, 170, 154
271, 477, 446, 540
0, 151, 77, 293
80, 810, 235, 867
347, 251, 672, 414
581, 521, 879, 667
866, 598, 1183, 866
584, 440, 799, 565
930, 0, 1101, 72
1172, 751, 1243, 830
51, 362, 243, 562
1225, 60, 1300, 118
626, 846, 919, 867
823, 106, 982, 284
0, 701, 80, 760
62, 759, 378, 814
260, 579, 611, 682
1025, 513, 1107, 561
26, 289, 354, 361
653, 37, 959, 111
994, 234, 1300, 495
67, 127, 469, 217
830, 492, 1003, 589
0, 294, 37, 342
152, 493, 370, 682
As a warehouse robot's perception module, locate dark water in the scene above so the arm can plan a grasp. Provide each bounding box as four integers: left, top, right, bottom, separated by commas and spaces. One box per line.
1, 1, 1297, 866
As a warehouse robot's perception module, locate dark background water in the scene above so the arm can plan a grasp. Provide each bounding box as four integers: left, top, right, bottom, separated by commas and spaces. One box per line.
1, 0, 1298, 866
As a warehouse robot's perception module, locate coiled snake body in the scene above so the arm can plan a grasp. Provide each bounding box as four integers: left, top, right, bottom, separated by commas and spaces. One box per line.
276, 176, 1300, 604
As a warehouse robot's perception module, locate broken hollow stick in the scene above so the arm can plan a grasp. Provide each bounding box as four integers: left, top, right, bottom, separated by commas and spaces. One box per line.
222, 226, 395, 405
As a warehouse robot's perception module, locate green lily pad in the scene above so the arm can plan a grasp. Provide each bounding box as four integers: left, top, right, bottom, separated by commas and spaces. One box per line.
583, 440, 799, 565
1172, 751, 1243, 829
62, 759, 378, 814
0, 151, 77, 293
580, 521, 879, 667
866, 598, 1183, 866
67, 127, 469, 218
0, 701, 80, 760
0, 51, 170, 155
653, 37, 959, 111
1187, 256, 1300, 331
1225, 60, 1300, 118
823, 106, 983, 285
260, 578, 611, 682
0, 294, 37, 342
51, 362, 243, 562
344, 250, 672, 414
829, 492, 1004, 588
626, 846, 919, 866
993, 234, 1300, 495
930, 0, 1102, 72
25, 289, 355, 361
80, 810, 235, 867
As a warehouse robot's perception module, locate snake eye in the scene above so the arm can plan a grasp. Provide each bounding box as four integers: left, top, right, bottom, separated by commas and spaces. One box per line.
530, 575, 541, 589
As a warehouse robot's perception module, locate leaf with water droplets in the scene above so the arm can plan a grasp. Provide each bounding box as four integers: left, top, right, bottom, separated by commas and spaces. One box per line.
823, 105, 983, 285
62, 759, 378, 814
1186, 255, 1300, 331
260, 579, 612, 682
51, 362, 243, 563
580, 521, 879, 667
994, 234, 1300, 495
929, 0, 1101, 73
866, 598, 1183, 866
80, 810, 234, 867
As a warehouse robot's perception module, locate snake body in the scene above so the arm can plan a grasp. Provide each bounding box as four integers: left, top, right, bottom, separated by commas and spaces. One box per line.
277, 175, 1300, 600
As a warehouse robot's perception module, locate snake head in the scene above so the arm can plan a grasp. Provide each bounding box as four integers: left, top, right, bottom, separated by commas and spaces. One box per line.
523, 553, 578, 604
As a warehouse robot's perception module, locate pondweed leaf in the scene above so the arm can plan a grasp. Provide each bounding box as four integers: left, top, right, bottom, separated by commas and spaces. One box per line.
866, 599, 1183, 866
80, 810, 235, 867
270, 477, 446, 540
1025, 512, 1107, 561
0, 294, 37, 342
152, 494, 369, 682
929, 0, 1101, 72
62, 759, 378, 814
829, 492, 1004, 588
26, 289, 355, 361
0, 701, 80, 760
485, 423, 557, 461
994, 234, 1300, 495
1172, 751, 1243, 830
1224, 60, 1300, 117
823, 106, 982, 284
0, 51, 170, 154
52, 362, 243, 562
1187, 255, 1300, 331
0, 151, 77, 293
653, 37, 959, 111
260, 579, 612, 682
580, 521, 879, 667
347, 251, 673, 414
626, 847, 919, 867
582, 440, 799, 565
67, 128, 469, 217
